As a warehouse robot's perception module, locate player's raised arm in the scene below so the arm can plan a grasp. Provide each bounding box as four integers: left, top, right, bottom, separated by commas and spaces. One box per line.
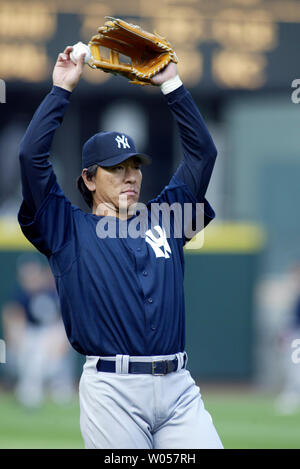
52, 45, 86, 92
153, 62, 218, 203
19, 46, 86, 213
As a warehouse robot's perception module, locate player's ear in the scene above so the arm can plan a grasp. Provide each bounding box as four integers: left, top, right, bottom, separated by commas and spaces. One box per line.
81, 168, 96, 192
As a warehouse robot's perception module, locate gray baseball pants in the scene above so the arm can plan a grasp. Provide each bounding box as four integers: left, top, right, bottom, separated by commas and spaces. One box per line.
79, 353, 223, 449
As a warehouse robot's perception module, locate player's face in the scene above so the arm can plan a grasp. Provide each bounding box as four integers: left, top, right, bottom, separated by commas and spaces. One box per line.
91, 156, 142, 218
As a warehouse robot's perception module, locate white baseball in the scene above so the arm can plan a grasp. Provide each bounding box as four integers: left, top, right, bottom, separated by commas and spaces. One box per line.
70, 42, 92, 64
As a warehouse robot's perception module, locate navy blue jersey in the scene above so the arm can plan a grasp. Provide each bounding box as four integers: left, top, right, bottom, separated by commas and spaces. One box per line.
18, 85, 217, 356
13, 286, 60, 327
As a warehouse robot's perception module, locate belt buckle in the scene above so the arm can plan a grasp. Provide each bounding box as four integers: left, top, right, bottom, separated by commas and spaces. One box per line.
152, 360, 169, 376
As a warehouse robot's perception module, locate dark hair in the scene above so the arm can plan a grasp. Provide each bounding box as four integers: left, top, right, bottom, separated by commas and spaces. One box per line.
76, 164, 99, 209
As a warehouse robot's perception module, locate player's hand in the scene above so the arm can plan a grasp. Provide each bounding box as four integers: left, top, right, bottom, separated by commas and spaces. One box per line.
52, 46, 85, 93
151, 62, 178, 86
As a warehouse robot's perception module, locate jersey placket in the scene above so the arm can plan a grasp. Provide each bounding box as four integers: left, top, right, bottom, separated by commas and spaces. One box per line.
126, 234, 156, 347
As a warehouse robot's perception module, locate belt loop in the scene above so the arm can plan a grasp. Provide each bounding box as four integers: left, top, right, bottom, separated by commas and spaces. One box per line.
115, 354, 123, 374
116, 354, 130, 374
183, 351, 188, 368
122, 355, 130, 374
176, 352, 184, 371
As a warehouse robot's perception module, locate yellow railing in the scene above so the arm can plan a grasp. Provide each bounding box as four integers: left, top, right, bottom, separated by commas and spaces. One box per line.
0, 217, 266, 253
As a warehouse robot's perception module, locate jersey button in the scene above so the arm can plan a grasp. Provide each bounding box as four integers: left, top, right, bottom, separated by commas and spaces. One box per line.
151, 325, 156, 331
143, 271, 148, 276
137, 247, 141, 252
148, 297, 153, 304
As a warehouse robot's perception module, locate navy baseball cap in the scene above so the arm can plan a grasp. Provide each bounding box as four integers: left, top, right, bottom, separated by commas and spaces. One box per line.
82, 131, 151, 169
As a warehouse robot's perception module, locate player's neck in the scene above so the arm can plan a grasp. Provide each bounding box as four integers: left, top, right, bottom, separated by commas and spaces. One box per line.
93, 201, 131, 220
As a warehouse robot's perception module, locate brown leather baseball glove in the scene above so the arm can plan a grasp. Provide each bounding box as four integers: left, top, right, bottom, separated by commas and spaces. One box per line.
87, 17, 178, 85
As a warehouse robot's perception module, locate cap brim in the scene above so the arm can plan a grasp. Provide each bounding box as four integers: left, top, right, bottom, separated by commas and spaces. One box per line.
97, 152, 152, 167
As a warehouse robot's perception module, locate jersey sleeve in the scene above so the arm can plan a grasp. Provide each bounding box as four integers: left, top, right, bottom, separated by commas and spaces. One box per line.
147, 174, 215, 245
18, 86, 75, 257
164, 85, 218, 203
18, 181, 74, 257
146, 85, 216, 244
19, 86, 72, 213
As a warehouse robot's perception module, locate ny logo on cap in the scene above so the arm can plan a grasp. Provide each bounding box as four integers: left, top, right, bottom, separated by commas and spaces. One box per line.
115, 134, 131, 149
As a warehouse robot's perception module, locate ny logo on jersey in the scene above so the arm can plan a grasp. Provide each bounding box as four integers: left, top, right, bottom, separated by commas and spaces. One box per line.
115, 134, 130, 149
145, 225, 172, 259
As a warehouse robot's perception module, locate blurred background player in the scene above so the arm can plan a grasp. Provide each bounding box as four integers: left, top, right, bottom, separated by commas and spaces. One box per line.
2, 254, 75, 408
274, 263, 300, 414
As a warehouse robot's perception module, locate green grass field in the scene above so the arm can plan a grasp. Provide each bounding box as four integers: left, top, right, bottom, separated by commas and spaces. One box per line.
204, 390, 300, 449
0, 389, 299, 449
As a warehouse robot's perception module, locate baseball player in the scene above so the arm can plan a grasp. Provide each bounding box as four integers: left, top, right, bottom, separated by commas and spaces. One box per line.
2, 255, 74, 408
18, 45, 223, 448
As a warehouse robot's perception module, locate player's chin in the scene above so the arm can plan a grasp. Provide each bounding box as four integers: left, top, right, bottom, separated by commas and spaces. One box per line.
119, 192, 139, 205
